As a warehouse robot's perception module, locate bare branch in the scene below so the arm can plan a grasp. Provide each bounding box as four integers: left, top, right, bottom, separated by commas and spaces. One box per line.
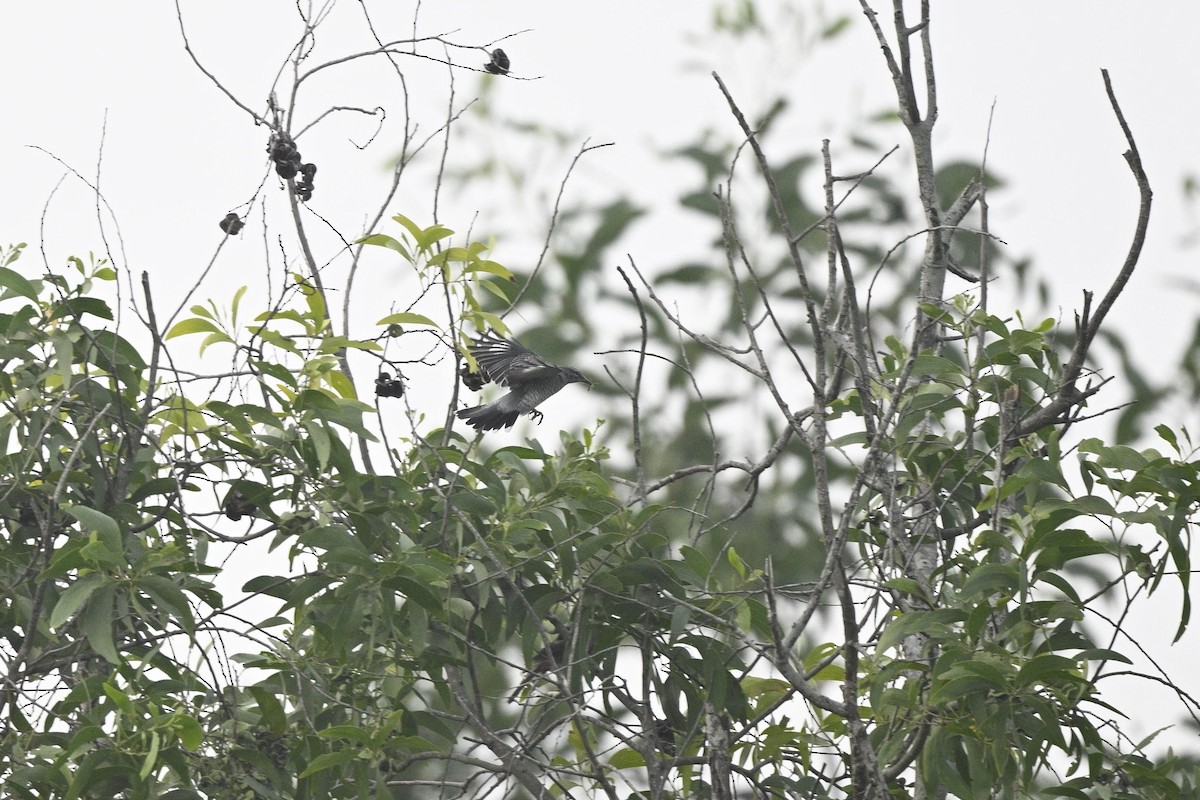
1014, 69, 1151, 438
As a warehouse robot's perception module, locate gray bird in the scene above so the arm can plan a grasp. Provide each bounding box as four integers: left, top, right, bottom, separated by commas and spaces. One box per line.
456, 331, 589, 431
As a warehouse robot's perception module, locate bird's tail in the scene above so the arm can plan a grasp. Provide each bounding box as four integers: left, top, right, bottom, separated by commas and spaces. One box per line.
456, 404, 518, 431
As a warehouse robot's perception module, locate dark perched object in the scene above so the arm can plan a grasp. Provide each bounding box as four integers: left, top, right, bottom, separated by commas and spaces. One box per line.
484, 48, 510, 75
17, 501, 38, 527
459, 362, 488, 392
267, 132, 316, 199
296, 162, 317, 201
456, 331, 588, 431
223, 489, 257, 522
375, 372, 405, 399
268, 133, 301, 178
219, 213, 244, 235
508, 632, 568, 701
530, 636, 566, 674
653, 717, 678, 756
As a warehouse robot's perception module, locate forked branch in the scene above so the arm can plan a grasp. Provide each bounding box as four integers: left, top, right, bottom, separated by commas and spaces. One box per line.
1014, 69, 1151, 438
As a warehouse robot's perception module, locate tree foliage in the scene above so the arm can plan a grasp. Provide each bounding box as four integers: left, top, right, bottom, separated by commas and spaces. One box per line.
2, 2, 1199, 799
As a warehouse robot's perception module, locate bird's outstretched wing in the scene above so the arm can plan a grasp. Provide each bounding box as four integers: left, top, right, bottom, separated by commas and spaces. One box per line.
470, 331, 560, 387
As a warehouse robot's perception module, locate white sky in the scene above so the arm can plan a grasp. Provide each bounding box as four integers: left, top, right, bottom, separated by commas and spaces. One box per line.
3, 3, 1197, 325
2, 3, 1197, 387
2, 0, 1198, 753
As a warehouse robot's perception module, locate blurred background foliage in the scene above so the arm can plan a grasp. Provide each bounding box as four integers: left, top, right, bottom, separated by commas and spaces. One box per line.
437, 5, 1038, 589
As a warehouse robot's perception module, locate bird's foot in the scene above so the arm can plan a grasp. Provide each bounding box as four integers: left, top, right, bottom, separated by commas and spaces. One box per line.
528, 410, 544, 424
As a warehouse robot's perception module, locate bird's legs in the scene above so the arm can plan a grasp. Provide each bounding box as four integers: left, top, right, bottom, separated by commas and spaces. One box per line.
528, 410, 544, 424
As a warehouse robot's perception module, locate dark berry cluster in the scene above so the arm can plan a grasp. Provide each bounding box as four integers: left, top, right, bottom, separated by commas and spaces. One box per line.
375, 371, 405, 398
459, 362, 489, 391
219, 212, 244, 235
268, 132, 317, 201
223, 489, 257, 521
484, 48, 510, 75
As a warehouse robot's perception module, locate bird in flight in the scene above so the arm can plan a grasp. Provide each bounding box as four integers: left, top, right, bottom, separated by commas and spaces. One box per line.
457, 331, 589, 431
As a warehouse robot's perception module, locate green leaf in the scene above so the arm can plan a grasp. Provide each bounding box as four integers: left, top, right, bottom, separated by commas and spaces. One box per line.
389, 213, 426, 243
427, 246, 476, 267
910, 353, 963, 379
250, 687, 287, 734
678, 545, 710, 584
960, 563, 1018, 602
83, 585, 119, 663
64, 504, 121, 545
1074, 648, 1133, 665
301, 525, 369, 556
138, 731, 160, 779
1078, 439, 1150, 471
298, 274, 326, 322
317, 725, 374, 744
138, 575, 195, 629
477, 277, 514, 304
198, 331, 235, 356
231, 284, 248, 326
50, 573, 104, 628
327, 369, 358, 400
496, 445, 549, 461
878, 609, 967, 653
387, 575, 444, 614
741, 676, 790, 698
417, 224, 454, 251
929, 675, 999, 706
53, 297, 114, 322
164, 317, 224, 340
727, 546, 748, 578
1015, 654, 1079, 688
376, 311, 440, 328
669, 603, 691, 638
883, 577, 925, 597
298, 748, 358, 779
318, 336, 381, 354
173, 714, 204, 751
829, 430, 869, 448
1016, 457, 1069, 490
1164, 505, 1191, 642
466, 260, 514, 280
0, 266, 39, 301
608, 748, 645, 769
90, 329, 147, 371
304, 419, 331, 470
358, 233, 412, 261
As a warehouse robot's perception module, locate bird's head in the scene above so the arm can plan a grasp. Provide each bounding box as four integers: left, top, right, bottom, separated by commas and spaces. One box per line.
561, 367, 591, 387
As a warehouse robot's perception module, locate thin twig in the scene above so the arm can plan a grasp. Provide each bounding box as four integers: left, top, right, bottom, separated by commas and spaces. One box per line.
615, 264, 649, 501
1013, 69, 1151, 438
502, 140, 614, 317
